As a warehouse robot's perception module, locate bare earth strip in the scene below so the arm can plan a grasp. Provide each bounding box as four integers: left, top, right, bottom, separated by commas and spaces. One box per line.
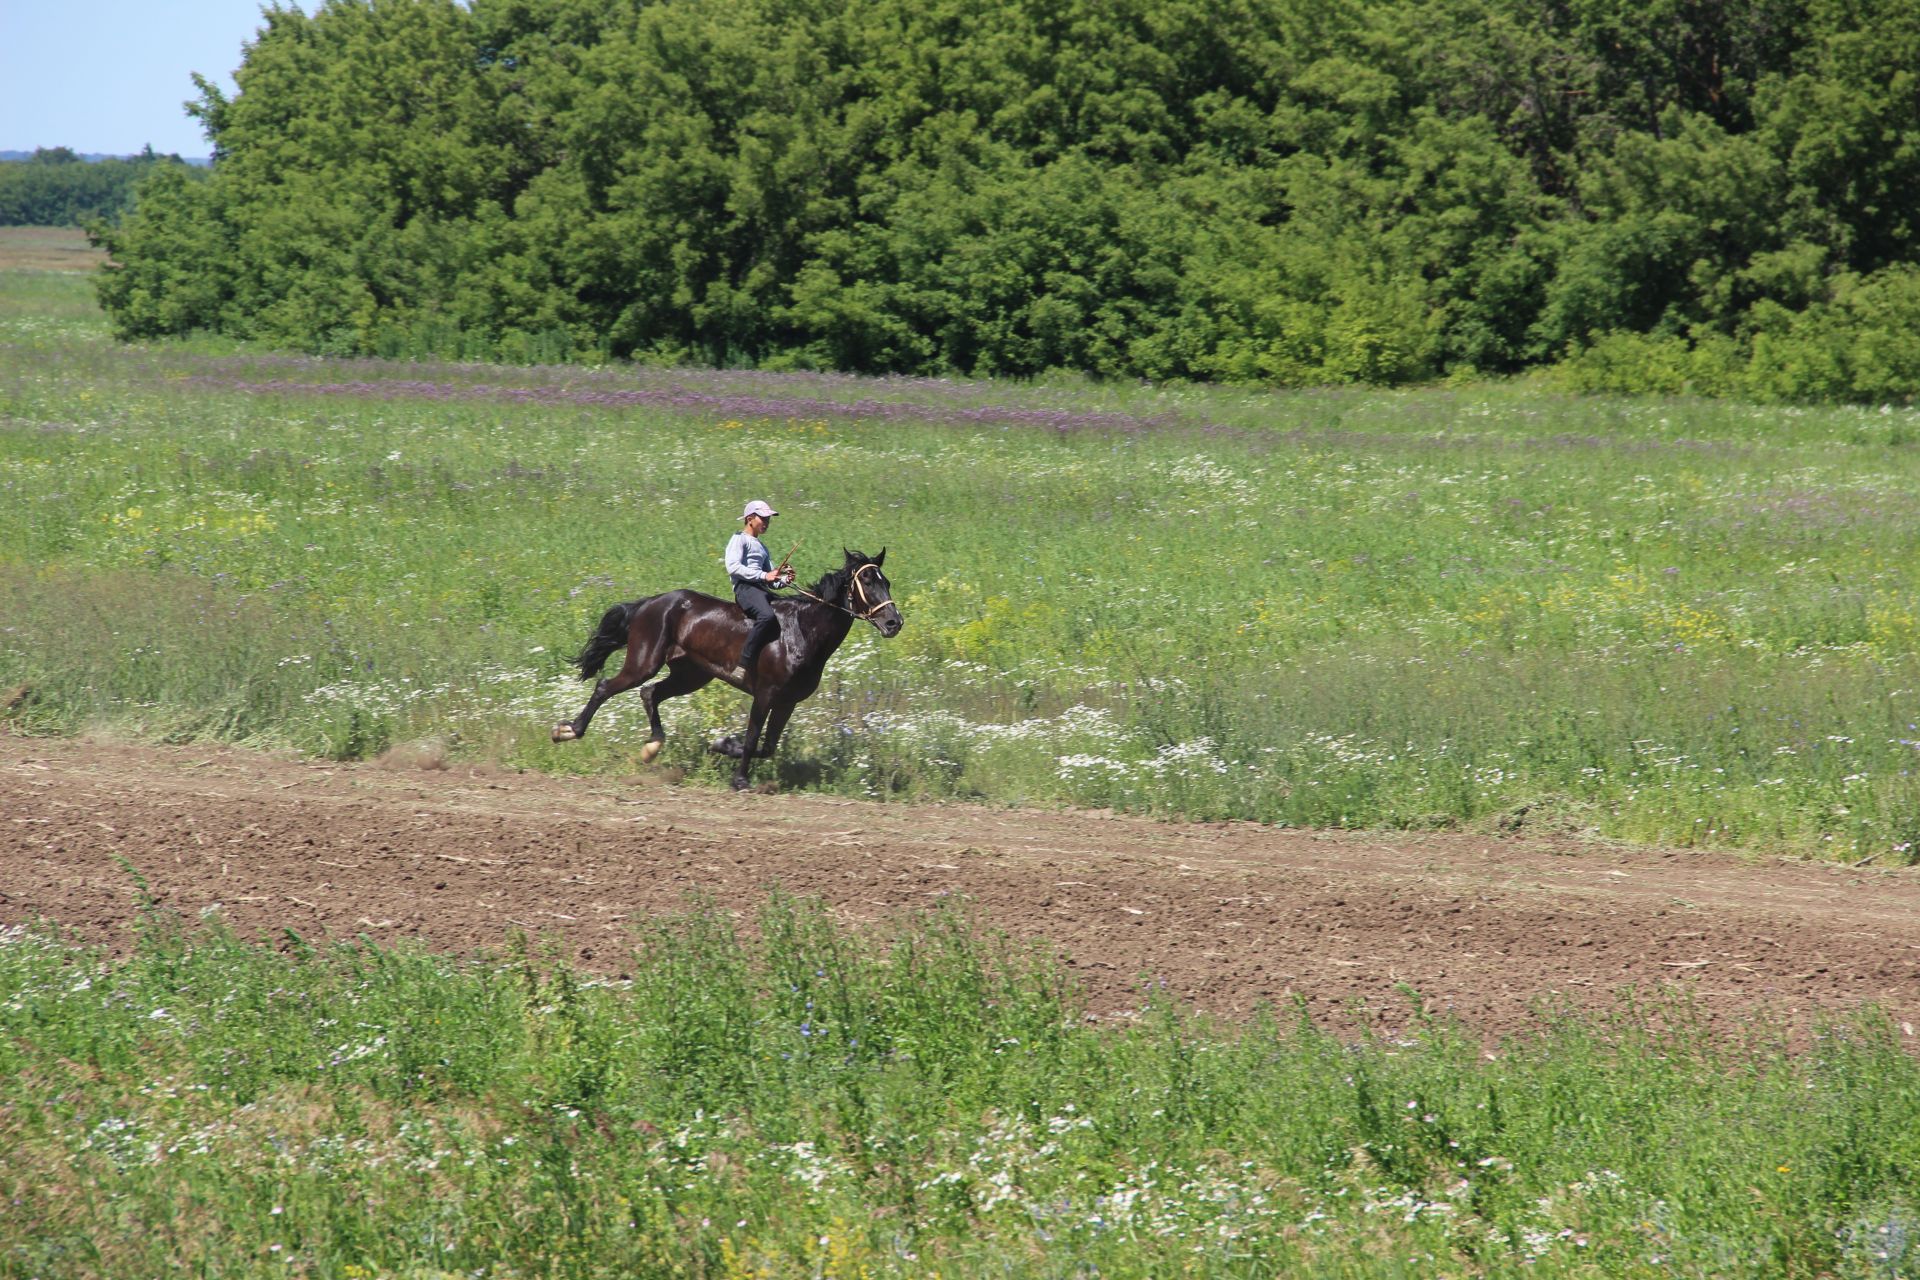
4, 732, 1918, 1046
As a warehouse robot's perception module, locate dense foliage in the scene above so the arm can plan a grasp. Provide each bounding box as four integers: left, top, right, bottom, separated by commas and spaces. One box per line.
94, 0, 1920, 400
0, 147, 197, 228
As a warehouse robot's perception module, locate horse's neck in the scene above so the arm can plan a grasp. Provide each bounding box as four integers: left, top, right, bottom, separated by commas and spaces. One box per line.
791, 587, 856, 662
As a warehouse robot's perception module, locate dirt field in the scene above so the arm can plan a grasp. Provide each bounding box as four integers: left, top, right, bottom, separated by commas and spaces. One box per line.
5, 731, 1918, 1046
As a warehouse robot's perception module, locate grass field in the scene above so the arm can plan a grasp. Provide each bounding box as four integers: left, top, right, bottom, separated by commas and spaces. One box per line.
6, 900, 1920, 1279
8, 228, 1920, 1278
0, 224, 107, 273
5, 229, 1920, 860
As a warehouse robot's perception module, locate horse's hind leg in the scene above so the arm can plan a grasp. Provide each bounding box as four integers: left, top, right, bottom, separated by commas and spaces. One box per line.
635, 660, 712, 763
554, 631, 670, 744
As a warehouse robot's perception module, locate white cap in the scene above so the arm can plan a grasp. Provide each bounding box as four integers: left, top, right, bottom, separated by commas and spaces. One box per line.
742, 499, 777, 520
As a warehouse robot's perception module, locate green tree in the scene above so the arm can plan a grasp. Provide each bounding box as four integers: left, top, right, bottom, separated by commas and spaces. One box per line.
0, 147, 194, 227
87, 0, 1920, 400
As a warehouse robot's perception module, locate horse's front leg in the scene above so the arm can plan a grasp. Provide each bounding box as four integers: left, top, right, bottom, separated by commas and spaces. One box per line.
757, 702, 796, 759
728, 696, 774, 791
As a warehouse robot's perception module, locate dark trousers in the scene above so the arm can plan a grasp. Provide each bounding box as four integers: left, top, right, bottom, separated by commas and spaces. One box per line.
734, 583, 780, 671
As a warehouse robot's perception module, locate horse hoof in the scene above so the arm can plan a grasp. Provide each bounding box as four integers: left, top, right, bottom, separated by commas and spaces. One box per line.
730, 776, 752, 792
640, 740, 661, 764
551, 723, 577, 743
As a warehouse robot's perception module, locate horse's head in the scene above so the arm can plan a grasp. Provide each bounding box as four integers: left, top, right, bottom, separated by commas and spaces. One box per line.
843, 548, 903, 637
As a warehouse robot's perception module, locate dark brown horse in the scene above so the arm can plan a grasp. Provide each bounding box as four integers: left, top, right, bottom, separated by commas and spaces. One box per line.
551, 550, 903, 790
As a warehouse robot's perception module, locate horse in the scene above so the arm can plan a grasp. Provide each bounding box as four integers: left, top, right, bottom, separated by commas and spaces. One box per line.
551, 549, 903, 790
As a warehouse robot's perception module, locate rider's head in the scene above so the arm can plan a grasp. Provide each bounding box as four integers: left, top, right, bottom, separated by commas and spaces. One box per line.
742, 499, 776, 535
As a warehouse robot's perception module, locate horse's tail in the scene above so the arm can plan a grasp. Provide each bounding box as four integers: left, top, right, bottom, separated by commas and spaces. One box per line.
573, 602, 633, 680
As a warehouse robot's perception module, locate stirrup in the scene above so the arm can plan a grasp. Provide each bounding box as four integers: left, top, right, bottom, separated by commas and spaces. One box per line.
727, 664, 750, 684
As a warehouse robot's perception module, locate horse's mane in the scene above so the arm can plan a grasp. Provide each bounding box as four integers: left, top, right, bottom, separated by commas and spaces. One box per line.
803, 552, 875, 602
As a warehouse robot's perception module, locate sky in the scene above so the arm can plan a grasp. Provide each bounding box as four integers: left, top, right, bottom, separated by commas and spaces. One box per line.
1, 0, 274, 158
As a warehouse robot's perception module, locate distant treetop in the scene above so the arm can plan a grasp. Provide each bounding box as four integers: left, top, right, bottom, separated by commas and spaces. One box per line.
83, 0, 1920, 402
0, 147, 200, 227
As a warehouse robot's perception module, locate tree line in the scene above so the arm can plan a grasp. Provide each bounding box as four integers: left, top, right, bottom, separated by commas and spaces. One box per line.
0, 148, 198, 228
93, 0, 1920, 401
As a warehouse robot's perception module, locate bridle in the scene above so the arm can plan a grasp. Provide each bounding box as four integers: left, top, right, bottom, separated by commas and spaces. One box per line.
796, 563, 896, 623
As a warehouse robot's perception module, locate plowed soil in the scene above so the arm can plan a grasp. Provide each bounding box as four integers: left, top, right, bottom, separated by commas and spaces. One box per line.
5, 732, 1919, 1046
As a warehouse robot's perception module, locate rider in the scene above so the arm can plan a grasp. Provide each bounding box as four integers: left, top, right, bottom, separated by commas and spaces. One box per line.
724, 499, 793, 684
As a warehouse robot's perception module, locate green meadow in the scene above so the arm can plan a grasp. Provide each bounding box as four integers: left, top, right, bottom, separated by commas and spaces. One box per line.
5, 235, 1920, 860
5, 899, 1920, 1279
7, 232, 1920, 1278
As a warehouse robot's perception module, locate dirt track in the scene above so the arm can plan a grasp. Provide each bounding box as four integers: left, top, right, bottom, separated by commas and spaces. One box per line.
5, 731, 1919, 1045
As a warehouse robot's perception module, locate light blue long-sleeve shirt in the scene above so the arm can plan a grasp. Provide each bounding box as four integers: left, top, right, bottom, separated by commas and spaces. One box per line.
724, 531, 773, 588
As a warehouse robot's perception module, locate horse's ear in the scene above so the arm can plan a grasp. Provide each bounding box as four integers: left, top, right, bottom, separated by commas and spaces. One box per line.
875, 547, 886, 566
843, 546, 852, 562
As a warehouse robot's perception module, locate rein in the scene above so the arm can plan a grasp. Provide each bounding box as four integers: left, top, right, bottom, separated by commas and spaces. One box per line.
794, 563, 892, 621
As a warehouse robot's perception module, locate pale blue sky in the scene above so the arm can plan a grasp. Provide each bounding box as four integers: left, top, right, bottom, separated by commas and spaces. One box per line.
1, 1, 274, 157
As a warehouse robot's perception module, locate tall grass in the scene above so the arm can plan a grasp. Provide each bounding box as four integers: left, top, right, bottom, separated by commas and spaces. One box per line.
4, 262, 1920, 858
4, 898, 1918, 1278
